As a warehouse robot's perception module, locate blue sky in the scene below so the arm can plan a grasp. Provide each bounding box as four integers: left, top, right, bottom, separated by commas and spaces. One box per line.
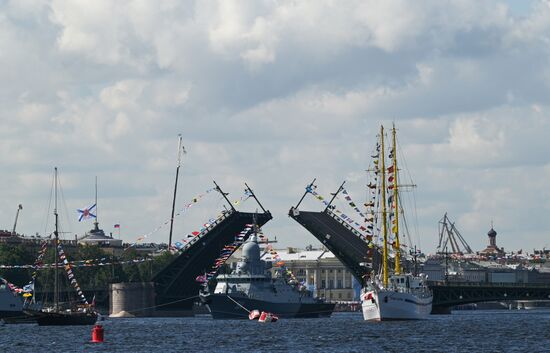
0, 0, 549, 254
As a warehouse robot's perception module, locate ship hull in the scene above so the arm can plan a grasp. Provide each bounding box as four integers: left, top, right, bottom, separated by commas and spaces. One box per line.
361, 290, 432, 321
24, 310, 97, 326
0, 310, 37, 324
202, 294, 335, 319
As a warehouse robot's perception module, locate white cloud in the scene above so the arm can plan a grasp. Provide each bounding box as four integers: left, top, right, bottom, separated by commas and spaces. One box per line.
0, 0, 548, 254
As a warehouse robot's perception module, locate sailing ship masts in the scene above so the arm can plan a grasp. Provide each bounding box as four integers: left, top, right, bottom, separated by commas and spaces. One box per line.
379, 126, 389, 288
169, 134, 183, 247
392, 124, 401, 275
54, 167, 59, 311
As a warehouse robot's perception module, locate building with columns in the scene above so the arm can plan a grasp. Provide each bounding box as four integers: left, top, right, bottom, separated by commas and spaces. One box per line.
224, 246, 359, 302
269, 247, 358, 302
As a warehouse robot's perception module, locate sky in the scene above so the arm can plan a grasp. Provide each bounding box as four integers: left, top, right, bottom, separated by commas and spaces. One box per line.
1, 0, 549, 254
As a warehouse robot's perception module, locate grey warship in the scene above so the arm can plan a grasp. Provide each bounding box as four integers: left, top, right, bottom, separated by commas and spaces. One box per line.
200, 232, 335, 319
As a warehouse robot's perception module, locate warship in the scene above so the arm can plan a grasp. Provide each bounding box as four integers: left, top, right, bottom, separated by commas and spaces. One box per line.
200, 232, 335, 319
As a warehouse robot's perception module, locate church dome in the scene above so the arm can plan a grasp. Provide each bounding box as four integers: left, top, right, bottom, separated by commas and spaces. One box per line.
488, 228, 497, 237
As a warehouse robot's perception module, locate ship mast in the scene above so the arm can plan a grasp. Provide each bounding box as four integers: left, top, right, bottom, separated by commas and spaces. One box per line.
169, 134, 184, 248
392, 124, 401, 275
379, 126, 389, 288
53, 167, 59, 312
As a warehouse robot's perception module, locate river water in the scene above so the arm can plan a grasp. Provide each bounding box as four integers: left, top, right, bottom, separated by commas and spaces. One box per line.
1, 310, 549, 352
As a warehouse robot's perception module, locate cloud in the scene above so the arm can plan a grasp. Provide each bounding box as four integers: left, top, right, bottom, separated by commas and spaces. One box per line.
0, 0, 548, 254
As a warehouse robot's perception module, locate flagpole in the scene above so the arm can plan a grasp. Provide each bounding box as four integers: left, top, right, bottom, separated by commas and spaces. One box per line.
169, 134, 184, 248
94, 176, 99, 230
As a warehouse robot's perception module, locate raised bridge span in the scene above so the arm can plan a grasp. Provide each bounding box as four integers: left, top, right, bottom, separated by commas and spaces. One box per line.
153, 209, 272, 312
288, 206, 380, 285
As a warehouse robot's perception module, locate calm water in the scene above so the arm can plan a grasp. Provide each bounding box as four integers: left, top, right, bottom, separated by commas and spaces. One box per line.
1, 311, 549, 353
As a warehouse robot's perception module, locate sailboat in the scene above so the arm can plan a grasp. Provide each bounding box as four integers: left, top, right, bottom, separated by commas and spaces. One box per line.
361, 125, 432, 321
24, 168, 98, 325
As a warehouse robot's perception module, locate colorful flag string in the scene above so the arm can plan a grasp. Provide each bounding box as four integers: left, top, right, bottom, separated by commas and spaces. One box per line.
58, 243, 88, 305
306, 185, 371, 240
0, 257, 154, 270
258, 232, 306, 292
196, 224, 255, 283
127, 188, 216, 247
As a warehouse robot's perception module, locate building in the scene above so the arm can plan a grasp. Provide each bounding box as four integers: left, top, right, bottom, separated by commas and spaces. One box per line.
78, 222, 123, 255
269, 247, 358, 302
0, 229, 77, 248
479, 227, 505, 257
225, 246, 358, 302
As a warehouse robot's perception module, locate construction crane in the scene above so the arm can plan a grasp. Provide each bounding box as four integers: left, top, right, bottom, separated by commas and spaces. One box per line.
12, 204, 22, 235
437, 213, 473, 255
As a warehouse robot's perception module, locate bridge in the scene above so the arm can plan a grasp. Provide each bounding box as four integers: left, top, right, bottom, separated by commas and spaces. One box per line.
289, 206, 379, 284
151, 183, 274, 313
288, 180, 386, 285
152, 208, 272, 312
430, 281, 550, 314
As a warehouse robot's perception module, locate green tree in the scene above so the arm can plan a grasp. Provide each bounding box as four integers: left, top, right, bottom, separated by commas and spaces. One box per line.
0, 243, 37, 286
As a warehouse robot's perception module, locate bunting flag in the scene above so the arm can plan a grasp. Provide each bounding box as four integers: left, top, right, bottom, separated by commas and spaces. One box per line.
128, 188, 254, 248
259, 234, 305, 292
196, 224, 255, 283
57, 244, 88, 305
306, 183, 374, 240
232, 188, 253, 206
125, 188, 215, 248
341, 187, 367, 220
0, 256, 153, 270
24, 239, 50, 293
1, 276, 25, 295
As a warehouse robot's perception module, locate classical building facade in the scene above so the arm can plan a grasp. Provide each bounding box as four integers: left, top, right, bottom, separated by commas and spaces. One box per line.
271, 248, 358, 302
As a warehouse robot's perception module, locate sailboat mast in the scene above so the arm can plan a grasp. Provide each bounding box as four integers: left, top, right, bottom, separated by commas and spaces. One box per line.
379, 126, 389, 288
392, 124, 401, 275
168, 134, 184, 248
53, 167, 59, 311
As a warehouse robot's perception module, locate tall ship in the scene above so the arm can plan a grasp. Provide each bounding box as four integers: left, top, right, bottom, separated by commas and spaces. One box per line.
200, 231, 335, 319
361, 125, 432, 321
23, 168, 98, 325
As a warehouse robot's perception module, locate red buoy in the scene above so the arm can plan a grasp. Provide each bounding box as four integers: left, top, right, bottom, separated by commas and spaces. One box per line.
91, 324, 104, 343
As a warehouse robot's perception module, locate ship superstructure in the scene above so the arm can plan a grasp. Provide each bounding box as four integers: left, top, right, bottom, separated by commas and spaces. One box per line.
201, 231, 335, 319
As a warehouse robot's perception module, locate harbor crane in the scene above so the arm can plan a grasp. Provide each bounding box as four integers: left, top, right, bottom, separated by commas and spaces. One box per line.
12, 204, 22, 235
437, 213, 473, 255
